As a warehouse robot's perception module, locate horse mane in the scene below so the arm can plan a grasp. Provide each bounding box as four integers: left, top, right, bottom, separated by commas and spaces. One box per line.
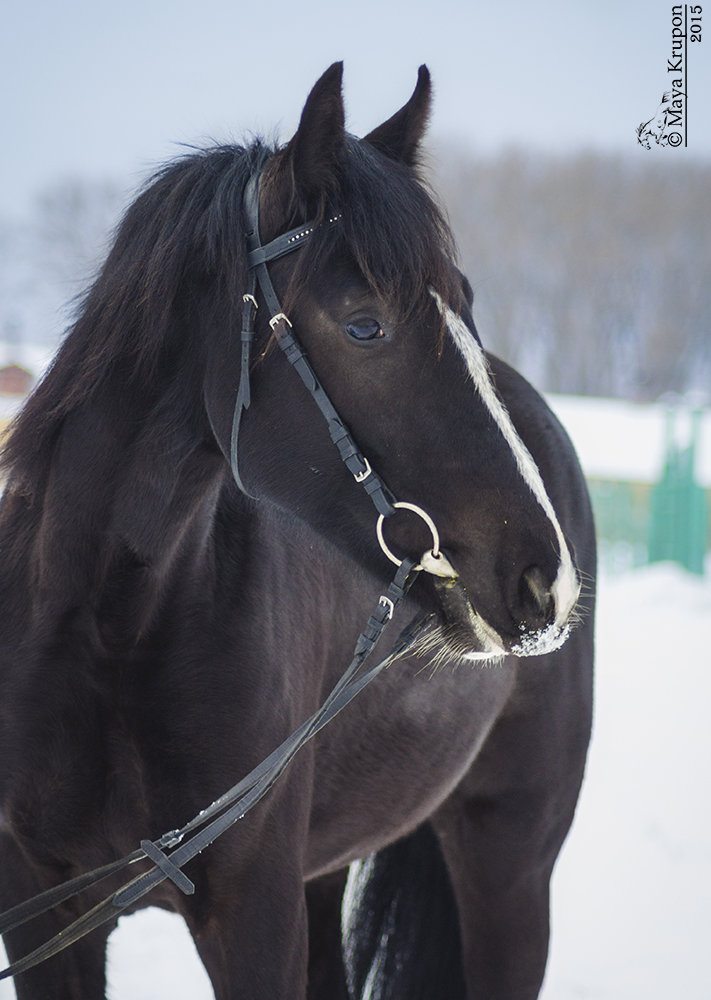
1, 134, 459, 495
1, 140, 272, 494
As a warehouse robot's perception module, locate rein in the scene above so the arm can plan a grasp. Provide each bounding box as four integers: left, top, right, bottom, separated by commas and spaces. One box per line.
0, 562, 430, 981
0, 170, 455, 981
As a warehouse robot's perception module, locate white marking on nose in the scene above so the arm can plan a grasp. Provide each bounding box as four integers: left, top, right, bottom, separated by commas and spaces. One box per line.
430, 290, 580, 631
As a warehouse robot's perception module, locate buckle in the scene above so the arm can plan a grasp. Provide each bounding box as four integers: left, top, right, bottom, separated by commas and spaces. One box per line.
378, 595, 395, 621
353, 456, 372, 483
269, 312, 292, 331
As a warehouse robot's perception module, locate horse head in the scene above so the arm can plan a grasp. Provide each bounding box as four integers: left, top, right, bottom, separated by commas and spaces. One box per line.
203, 63, 581, 662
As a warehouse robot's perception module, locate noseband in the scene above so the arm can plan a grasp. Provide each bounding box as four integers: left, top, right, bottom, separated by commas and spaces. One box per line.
230, 171, 456, 576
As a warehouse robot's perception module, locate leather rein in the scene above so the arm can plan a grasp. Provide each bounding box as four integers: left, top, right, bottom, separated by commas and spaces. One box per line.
0, 169, 455, 981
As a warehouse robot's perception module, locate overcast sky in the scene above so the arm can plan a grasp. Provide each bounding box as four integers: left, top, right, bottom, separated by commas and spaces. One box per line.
2, 0, 710, 220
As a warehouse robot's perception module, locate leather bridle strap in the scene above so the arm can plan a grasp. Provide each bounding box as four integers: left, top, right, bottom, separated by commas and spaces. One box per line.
229, 269, 257, 497
230, 174, 396, 518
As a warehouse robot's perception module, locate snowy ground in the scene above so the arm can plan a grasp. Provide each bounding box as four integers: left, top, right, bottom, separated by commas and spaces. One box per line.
1, 563, 709, 998
540, 563, 711, 1000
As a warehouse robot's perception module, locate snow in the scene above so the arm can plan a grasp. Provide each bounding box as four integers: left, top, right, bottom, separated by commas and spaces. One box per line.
548, 394, 711, 488
540, 563, 711, 1000
1, 562, 709, 998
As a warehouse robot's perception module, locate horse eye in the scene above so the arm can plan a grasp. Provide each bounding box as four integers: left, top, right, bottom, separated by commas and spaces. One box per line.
344, 318, 385, 342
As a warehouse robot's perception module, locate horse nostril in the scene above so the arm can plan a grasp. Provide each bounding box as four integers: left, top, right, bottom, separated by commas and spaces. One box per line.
518, 566, 555, 628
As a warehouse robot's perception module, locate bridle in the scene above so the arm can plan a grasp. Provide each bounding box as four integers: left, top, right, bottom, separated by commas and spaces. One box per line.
231, 175, 394, 511
233, 171, 457, 576
0, 168, 457, 981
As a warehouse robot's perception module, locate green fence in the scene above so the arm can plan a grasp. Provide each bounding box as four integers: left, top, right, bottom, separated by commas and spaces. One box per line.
588, 408, 709, 576
588, 479, 652, 575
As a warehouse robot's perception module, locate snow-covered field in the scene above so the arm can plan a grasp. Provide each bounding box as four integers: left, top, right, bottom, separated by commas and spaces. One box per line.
541, 564, 710, 999
1, 562, 708, 998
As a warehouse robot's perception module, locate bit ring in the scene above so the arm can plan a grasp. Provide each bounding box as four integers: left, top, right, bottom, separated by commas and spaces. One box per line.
376, 502, 442, 570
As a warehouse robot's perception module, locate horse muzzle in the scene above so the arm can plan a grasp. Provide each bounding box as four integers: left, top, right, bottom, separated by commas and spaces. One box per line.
430, 561, 579, 661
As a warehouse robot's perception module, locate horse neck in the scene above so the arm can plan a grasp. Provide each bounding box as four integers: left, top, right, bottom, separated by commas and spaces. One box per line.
1, 370, 232, 651
221, 499, 384, 681
1, 366, 373, 666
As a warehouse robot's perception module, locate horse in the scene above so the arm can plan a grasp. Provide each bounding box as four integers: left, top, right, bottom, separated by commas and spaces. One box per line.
0, 63, 595, 999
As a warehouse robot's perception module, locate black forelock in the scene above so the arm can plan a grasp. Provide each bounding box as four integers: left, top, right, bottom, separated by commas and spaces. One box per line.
284, 135, 461, 321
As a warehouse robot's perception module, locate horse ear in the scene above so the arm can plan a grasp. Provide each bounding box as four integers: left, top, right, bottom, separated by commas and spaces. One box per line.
364, 65, 432, 166
283, 62, 346, 209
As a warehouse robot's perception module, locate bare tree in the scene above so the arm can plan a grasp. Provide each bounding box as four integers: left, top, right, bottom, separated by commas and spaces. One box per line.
1, 156, 710, 402
0, 178, 125, 349
432, 146, 711, 401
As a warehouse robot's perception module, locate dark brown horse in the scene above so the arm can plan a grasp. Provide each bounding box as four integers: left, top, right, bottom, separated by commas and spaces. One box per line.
0, 64, 594, 999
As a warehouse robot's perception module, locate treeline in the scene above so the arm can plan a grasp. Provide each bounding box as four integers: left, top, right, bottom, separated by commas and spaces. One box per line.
1, 150, 709, 402
0, 178, 124, 355
432, 147, 711, 401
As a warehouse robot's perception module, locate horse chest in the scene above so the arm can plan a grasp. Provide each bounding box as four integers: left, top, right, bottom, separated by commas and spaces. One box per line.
305, 657, 517, 877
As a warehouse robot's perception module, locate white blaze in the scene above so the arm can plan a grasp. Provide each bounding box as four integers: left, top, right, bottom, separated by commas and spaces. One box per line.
430, 290, 580, 652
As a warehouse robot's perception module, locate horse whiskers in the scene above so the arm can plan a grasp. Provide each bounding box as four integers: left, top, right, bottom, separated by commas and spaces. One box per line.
567, 584, 593, 630
568, 605, 587, 628
383, 586, 590, 675
382, 617, 502, 677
